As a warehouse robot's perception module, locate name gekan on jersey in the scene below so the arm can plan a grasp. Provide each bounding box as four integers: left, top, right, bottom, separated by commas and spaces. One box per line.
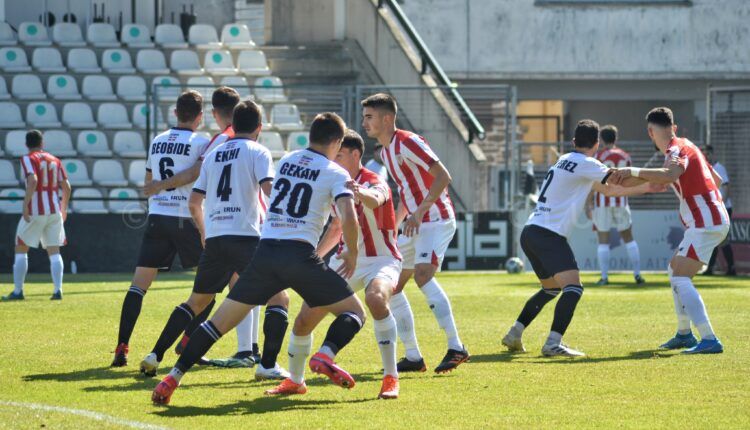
279, 161, 320, 181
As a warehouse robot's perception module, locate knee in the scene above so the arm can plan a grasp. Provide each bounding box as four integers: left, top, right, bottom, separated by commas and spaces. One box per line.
293, 312, 316, 335
365, 289, 388, 314
413, 267, 434, 286
268, 290, 290, 308
185, 294, 211, 314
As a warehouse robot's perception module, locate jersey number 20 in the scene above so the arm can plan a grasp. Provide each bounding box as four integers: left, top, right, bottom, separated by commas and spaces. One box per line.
269, 178, 312, 218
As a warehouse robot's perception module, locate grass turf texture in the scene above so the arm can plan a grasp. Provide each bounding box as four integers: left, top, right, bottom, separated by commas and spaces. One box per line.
0, 272, 748, 429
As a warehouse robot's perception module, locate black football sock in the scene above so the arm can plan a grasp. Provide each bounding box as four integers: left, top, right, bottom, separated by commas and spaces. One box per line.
183, 299, 215, 337
550, 285, 584, 337
321, 312, 364, 355
723, 244, 735, 272
260, 306, 289, 369
152, 303, 195, 362
706, 248, 718, 272
516, 288, 561, 327
175, 321, 222, 374
252, 343, 260, 356
117, 286, 146, 345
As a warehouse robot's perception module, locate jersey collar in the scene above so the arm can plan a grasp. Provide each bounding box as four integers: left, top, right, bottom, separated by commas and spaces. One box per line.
171, 126, 193, 132
305, 147, 327, 158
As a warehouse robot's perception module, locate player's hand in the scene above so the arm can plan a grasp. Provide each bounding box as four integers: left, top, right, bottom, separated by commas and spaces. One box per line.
22, 205, 31, 222
402, 212, 423, 237
143, 180, 163, 197
347, 181, 363, 201
608, 168, 631, 185
335, 250, 358, 279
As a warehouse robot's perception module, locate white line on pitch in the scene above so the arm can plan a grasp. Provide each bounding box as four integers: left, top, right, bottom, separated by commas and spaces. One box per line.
0, 400, 168, 430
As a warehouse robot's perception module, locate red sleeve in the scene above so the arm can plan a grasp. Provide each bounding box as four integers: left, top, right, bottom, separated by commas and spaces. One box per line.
401, 135, 438, 168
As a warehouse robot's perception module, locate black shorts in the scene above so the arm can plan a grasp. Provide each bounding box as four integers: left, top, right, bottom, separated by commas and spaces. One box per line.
228, 239, 354, 307
136, 214, 203, 270
520, 224, 578, 279
193, 235, 260, 294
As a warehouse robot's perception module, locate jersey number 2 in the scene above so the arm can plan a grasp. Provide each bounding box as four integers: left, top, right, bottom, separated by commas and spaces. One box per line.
269, 178, 312, 218
217, 164, 232, 202
538, 170, 554, 203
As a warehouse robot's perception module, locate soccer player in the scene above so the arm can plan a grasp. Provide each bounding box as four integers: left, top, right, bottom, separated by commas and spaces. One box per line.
702, 145, 735, 276
313, 129, 401, 399
587, 125, 645, 285
360, 93, 468, 373
110, 91, 209, 367
502, 119, 642, 357
152, 113, 364, 404
139, 100, 290, 379
609, 107, 730, 354
364, 142, 388, 180
2, 130, 70, 301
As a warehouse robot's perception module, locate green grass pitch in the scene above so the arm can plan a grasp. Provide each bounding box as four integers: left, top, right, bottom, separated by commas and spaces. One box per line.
0, 272, 748, 429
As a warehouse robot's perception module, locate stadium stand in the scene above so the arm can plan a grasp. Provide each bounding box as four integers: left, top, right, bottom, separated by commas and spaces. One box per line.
32, 47, 66, 72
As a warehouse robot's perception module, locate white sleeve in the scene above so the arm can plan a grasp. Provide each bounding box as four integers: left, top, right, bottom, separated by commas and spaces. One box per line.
330, 168, 354, 201
192, 162, 208, 194
254, 147, 275, 185
582, 158, 611, 183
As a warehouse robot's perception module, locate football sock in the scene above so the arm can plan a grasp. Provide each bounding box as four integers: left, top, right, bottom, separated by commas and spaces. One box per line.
421, 278, 463, 351
550, 285, 584, 337
175, 321, 222, 375
251, 305, 261, 345
288, 333, 312, 384
625, 241, 641, 276
235, 310, 254, 353
510, 321, 525, 337
389, 292, 422, 361
152, 303, 195, 362
12, 253, 27, 295
597, 244, 610, 280
260, 306, 289, 369
184, 299, 215, 337
671, 276, 716, 340
321, 312, 364, 357
516, 287, 561, 329
546, 331, 563, 345
723, 243, 736, 272
49, 253, 64, 294
670, 283, 692, 335
117, 286, 146, 345
374, 313, 398, 377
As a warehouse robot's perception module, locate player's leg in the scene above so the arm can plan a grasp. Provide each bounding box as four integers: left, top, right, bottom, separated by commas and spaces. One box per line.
4, 216, 41, 301
619, 206, 644, 284
250, 305, 262, 359
255, 291, 291, 380
391, 267, 425, 371
365, 272, 399, 399
46, 247, 64, 299
41, 213, 66, 299
541, 269, 586, 357
596, 231, 610, 286
659, 264, 697, 350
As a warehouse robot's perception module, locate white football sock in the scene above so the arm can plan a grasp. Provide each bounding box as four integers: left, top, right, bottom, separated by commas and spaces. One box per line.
625, 241, 641, 276
511, 321, 526, 336
670, 284, 692, 335
421, 278, 463, 351
49, 253, 63, 294
671, 276, 716, 340
288, 333, 312, 384
546, 331, 563, 345
251, 305, 261, 345
318, 345, 336, 360
235, 310, 253, 353
597, 244, 610, 280
374, 313, 398, 377
13, 253, 27, 295
389, 292, 422, 361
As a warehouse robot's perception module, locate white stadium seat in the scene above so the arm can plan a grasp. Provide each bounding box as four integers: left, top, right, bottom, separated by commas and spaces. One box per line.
258, 132, 286, 159
0, 47, 32, 72
72, 188, 107, 214
116, 75, 147, 101
32, 47, 66, 73
43, 130, 76, 157
27, 102, 61, 128
86, 23, 120, 48
113, 131, 146, 158
0, 159, 18, 185
62, 102, 97, 129
136, 49, 170, 74
166, 104, 178, 127
11, 74, 45, 100
170, 50, 204, 75
5, 130, 27, 156
0, 77, 9, 100
52, 23, 86, 47
203, 50, 237, 75
82, 75, 116, 101
0, 188, 24, 213
287, 131, 309, 151
0, 22, 17, 46
128, 159, 147, 187
133, 103, 165, 129
220, 76, 252, 99
97, 103, 131, 129
188, 24, 221, 49
254, 76, 287, 103
151, 76, 180, 101
122, 24, 154, 48
0, 103, 25, 128
238, 50, 270, 76
271, 104, 304, 131
155, 24, 188, 49
18, 22, 51, 46
77, 130, 111, 157
93, 159, 128, 186
220, 23, 255, 50
67, 48, 101, 73
187, 76, 215, 99
258, 104, 271, 128
109, 188, 144, 214
61, 159, 93, 186
102, 49, 135, 74
48, 74, 82, 100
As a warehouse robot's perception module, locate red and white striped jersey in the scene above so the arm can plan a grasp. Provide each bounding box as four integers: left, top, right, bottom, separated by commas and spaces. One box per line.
333, 168, 401, 260
380, 129, 454, 223
201, 125, 235, 160
666, 137, 730, 229
595, 147, 631, 207
20, 150, 67, 216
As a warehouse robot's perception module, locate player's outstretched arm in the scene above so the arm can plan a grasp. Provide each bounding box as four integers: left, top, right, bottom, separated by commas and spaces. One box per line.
592, 181, 653, 198
335, 195, 359, 279
188, 191, 206, 247
709, 165, 723, 189
316, 216, 342, 257
352, 184, 387, 210
143, 161, 202, 196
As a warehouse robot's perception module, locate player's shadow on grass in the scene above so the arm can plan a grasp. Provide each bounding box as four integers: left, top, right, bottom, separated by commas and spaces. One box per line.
23, 364, 215, 385
467, 352, 521, 364
525, 349, 676, 364
19, 285, 193, 298
152, 396, 376, 417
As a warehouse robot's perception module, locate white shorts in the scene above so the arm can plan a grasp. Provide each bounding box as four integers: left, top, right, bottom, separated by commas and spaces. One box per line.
593, 206, 632, 232
399, 218, 456, 270
331, 256, 401, 293
677, 225, 730, 264
16, 213, 66, 248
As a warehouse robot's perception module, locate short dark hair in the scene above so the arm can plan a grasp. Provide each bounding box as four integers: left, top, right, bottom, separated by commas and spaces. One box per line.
212, 86, 241, 120
600, 125, 618, 144
341, 129, 364, 156
232, 100, 262, 134
704, 144, 714, 154
26, 129, 43, 149
646, 107, 674, 127
175, 90, 203, 123
309, 112, 346, 146
573, 119, 600, 149
361, 93, 398, 115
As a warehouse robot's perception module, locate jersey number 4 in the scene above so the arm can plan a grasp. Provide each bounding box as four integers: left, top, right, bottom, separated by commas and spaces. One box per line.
538, 170, 554, 203
269, 178, 312, 218
217, 164, 233, 202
